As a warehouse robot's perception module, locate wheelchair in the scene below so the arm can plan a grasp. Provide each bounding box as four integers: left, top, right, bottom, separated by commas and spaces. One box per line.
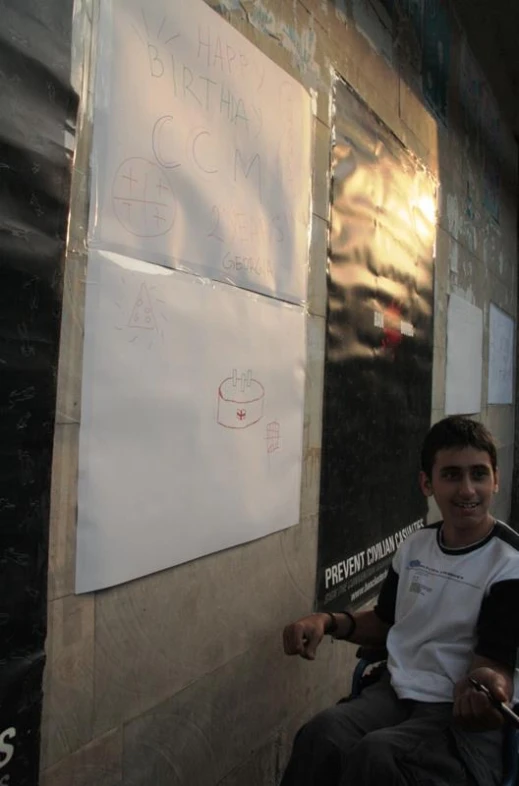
349, 647, 519, 786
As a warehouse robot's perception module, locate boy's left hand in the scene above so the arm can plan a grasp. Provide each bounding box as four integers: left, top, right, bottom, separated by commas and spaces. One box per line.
454, 666, 510, 731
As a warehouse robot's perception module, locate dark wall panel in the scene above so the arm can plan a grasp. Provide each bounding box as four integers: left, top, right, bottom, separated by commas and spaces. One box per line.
317, 79, 435, 611
0, 1, 76, 782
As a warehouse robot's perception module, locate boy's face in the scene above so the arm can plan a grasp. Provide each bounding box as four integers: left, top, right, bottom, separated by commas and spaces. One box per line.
419, 446, 499, 535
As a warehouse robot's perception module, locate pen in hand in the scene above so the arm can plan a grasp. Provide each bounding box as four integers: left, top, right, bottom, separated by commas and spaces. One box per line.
468, 677, 519, 729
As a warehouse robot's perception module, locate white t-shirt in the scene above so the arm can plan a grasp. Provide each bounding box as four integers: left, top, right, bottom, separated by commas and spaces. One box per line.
375, 521, 519, 702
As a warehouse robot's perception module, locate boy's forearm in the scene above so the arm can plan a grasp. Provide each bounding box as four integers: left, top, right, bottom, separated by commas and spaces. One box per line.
326, 609, 390, 646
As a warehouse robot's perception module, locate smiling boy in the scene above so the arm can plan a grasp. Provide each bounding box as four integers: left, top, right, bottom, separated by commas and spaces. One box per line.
280, 416, 519, 786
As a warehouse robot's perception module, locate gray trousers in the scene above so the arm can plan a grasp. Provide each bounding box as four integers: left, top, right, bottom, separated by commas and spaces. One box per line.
280, 672, 503, 786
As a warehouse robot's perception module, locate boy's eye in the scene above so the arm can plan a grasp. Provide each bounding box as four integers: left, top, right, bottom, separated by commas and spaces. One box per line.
472, 468, 490, 480
441, 470, 459, 480
440, 467, 491, 481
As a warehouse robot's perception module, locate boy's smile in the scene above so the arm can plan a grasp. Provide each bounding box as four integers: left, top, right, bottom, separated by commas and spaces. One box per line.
420, 446, 499, 547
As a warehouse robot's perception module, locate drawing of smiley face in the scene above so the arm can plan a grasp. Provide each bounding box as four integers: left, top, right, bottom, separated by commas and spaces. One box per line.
112, 158, 176, 238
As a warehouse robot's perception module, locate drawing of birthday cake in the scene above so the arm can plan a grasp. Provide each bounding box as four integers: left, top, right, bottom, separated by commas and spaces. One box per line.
217, 369, 265, 429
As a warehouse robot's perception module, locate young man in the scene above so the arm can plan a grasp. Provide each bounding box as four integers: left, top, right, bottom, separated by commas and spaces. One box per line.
281, 416, 519, 786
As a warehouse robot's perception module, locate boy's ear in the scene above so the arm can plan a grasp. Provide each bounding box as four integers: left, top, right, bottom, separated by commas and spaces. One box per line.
419, 471, 433, 497
494, 468, 500, 493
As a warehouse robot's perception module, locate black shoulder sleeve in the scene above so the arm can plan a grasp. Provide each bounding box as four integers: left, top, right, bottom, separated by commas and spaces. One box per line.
475, 579, 519, 669
374, 565, 399, 625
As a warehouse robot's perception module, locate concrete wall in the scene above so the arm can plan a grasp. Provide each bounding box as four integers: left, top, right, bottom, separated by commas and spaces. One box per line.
41, 0, 518, 784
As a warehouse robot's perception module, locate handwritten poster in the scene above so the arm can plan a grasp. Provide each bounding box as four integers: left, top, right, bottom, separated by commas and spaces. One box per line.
445, 294, 483, 415
76, 250, 305, 592
88, 0, 312, 304
488, 303, 514, 405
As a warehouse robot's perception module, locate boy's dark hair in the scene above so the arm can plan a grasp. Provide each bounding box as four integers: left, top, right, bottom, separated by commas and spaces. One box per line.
421, 416, 497, 478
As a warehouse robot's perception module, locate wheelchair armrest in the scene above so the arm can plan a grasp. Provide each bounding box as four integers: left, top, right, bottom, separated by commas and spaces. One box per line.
502, 705, 519, 786
355, 646, 388, 663
349, 648, 388, 700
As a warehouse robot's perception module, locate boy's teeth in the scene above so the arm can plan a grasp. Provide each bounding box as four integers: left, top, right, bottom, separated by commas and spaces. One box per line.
457, 502, 478, 508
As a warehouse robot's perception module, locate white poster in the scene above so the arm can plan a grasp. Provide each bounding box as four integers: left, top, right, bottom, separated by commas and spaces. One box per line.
445, 293, 483, 415
76, 250, 306, 592
488, 303, 515, 405
88, 0, 312, 304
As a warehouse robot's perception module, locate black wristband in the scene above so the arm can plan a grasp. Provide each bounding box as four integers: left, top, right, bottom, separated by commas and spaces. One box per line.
325, 610, 356, 639
342, 610, 357, 640
324, 611, 338, 634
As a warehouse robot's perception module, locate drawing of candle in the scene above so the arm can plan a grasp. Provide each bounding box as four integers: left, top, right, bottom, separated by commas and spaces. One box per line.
266, 421, 281, 453
217, 369, 265, 429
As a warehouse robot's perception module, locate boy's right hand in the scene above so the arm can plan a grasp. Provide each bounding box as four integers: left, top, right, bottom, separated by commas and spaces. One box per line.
282, 613, 329, 660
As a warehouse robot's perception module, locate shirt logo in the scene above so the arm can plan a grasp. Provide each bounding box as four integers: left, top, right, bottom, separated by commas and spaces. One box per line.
409, 579, 433, 595
406, 560, 479, 589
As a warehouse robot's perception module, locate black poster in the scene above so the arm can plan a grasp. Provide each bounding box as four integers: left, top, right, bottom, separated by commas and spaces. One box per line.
317, 79, 435, 611
0, 0, 76, 783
